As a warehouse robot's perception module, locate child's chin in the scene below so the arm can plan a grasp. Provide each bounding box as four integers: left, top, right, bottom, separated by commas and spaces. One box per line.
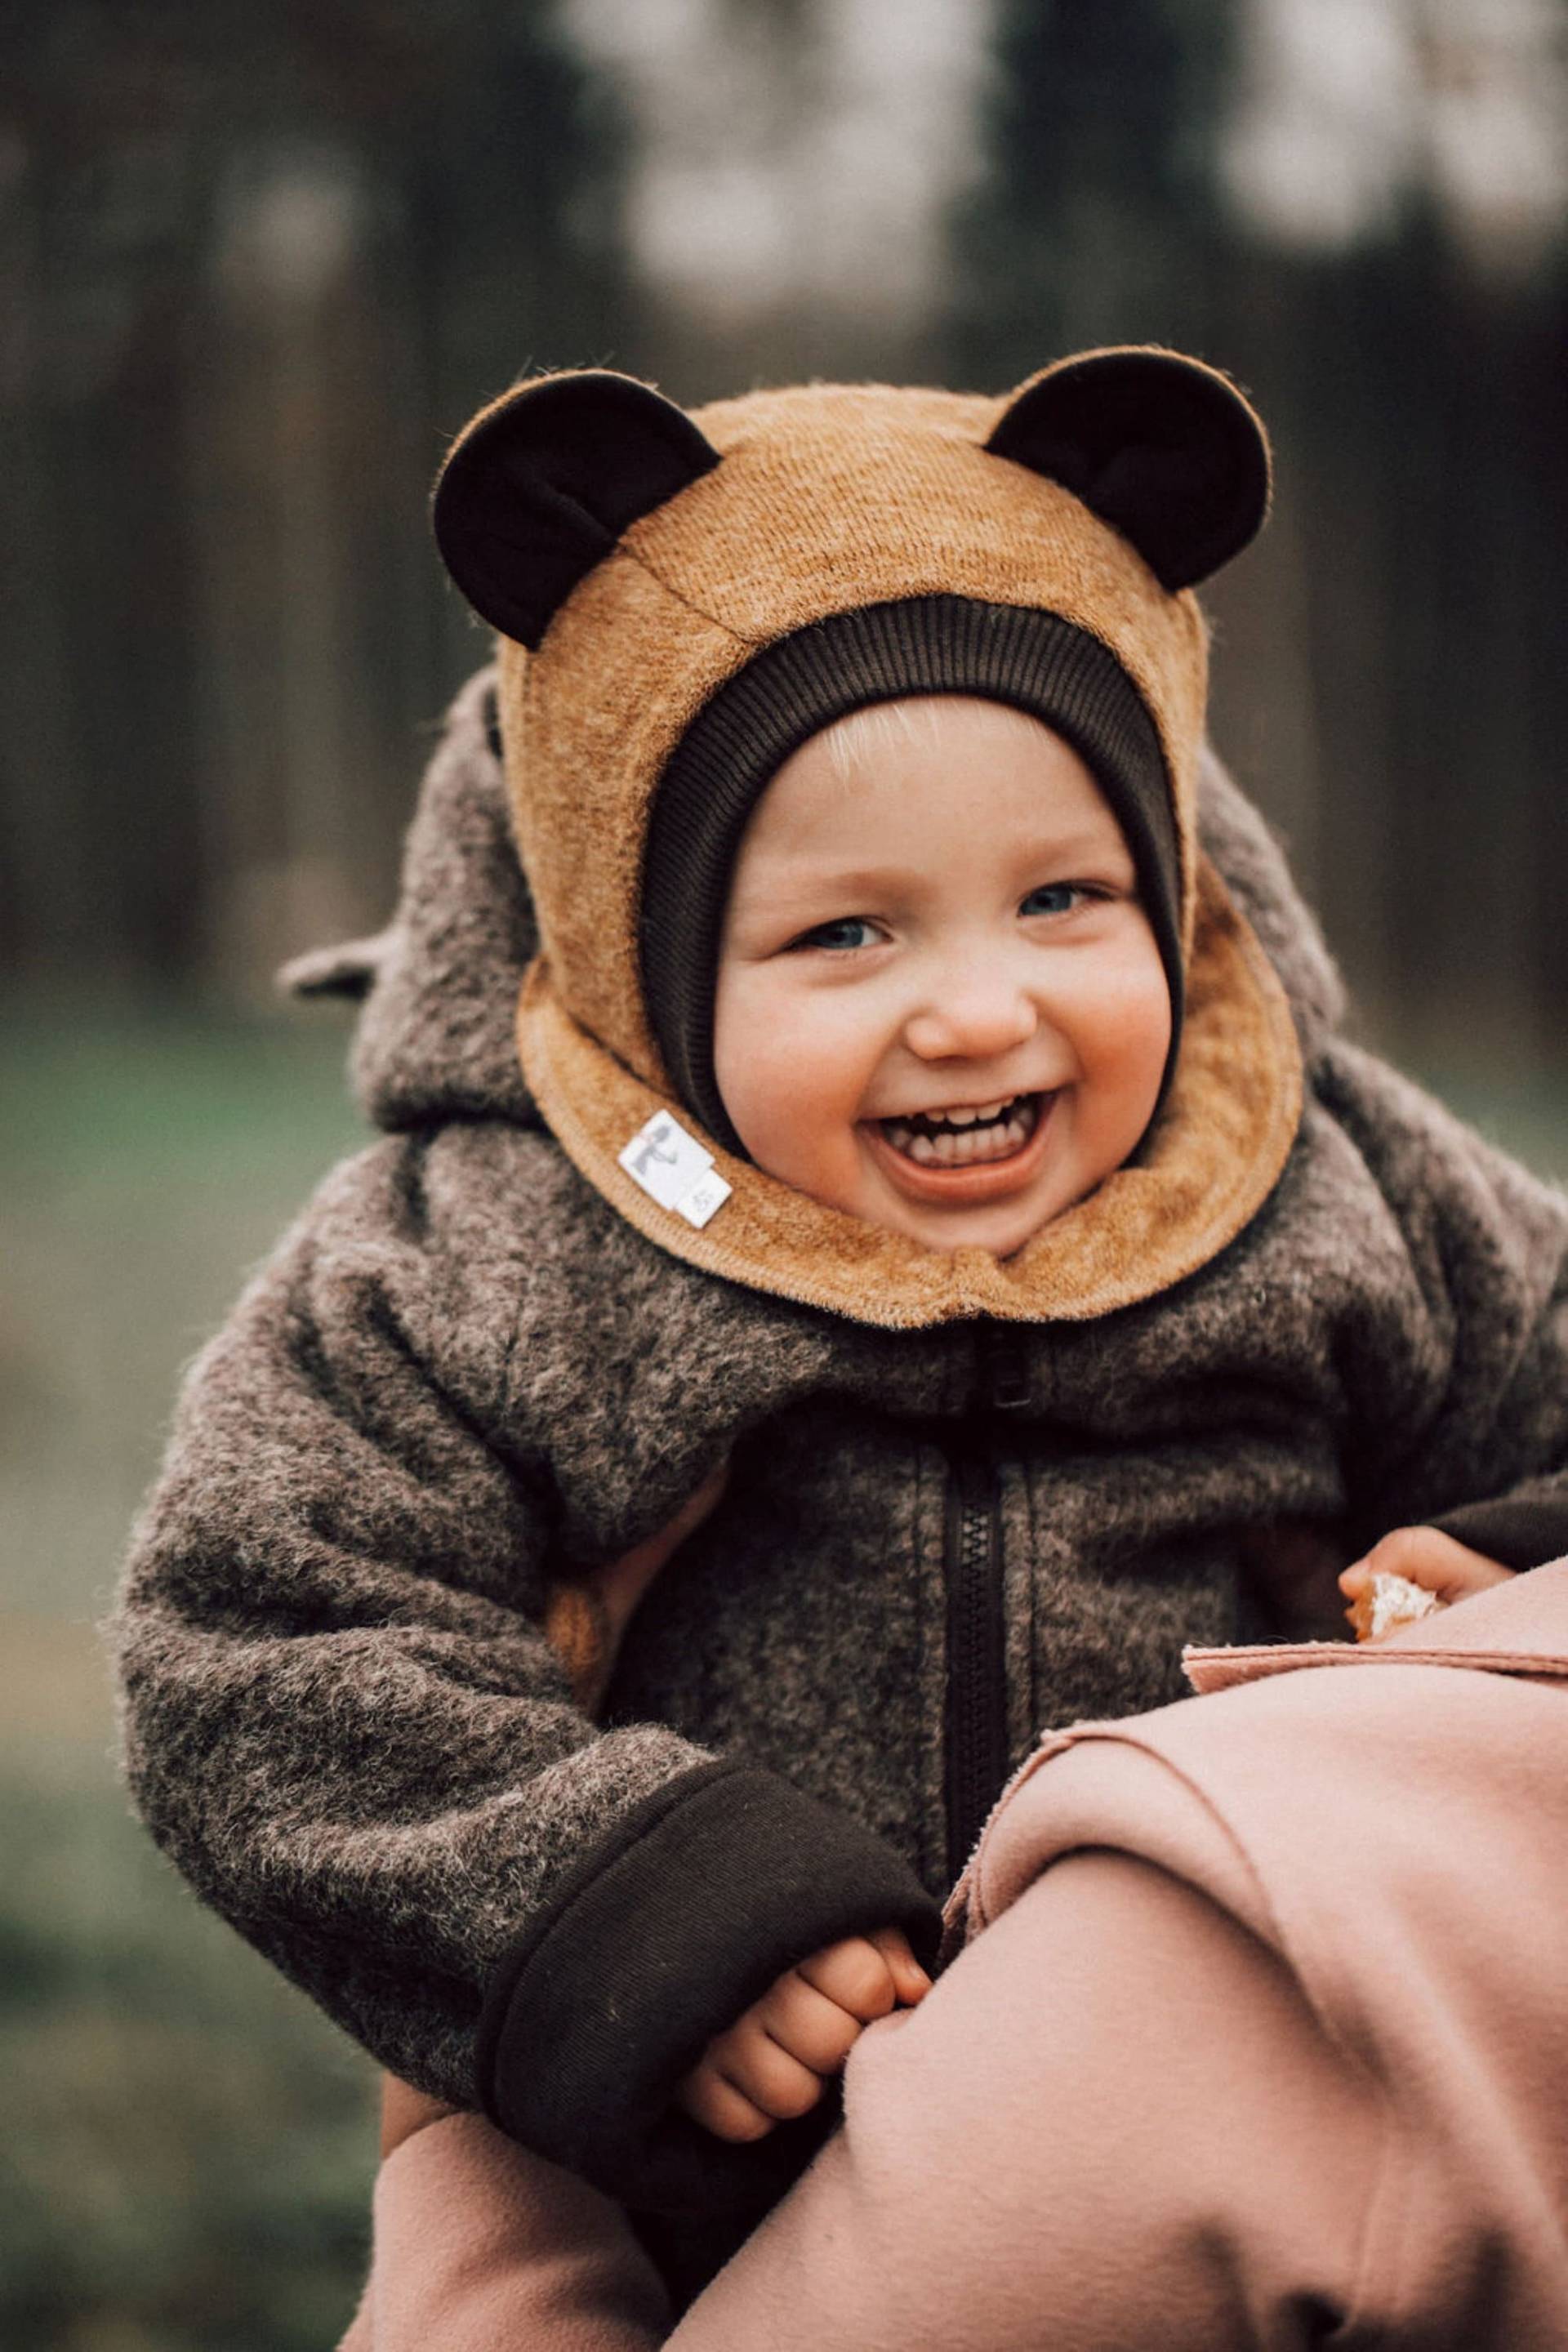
889, 1196, 1054, 1257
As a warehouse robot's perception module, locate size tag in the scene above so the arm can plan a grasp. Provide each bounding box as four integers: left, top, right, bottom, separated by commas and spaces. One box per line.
675, 1169, 731, 1229
618, 1111, 729, 1227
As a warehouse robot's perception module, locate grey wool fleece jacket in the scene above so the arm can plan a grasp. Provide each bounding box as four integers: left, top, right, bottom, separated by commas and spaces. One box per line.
116, 669, 1568, 2237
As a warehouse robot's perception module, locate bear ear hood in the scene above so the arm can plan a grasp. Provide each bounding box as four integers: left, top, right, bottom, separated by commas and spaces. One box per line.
430, 358, 1266, 1098
985, 347, 1271, 592
431, 351, 1268, 652
433, 372, 721, 651
372, 358, 1308, 1325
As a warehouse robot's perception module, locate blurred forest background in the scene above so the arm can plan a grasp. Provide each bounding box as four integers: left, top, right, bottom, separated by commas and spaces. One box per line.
4, 2, 1567, 2345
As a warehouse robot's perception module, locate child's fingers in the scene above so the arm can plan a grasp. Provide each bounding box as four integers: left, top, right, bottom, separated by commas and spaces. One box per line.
796, 1935, 900, 2020
677, 1931, 934, 2143
796, 1930, 933, 2020
1341, 1526, 1514, 1607
675, 2058, 777, 2141
752, 1967, 867, 2075
702, 2013, 827, 2123
866, 1925, 933, 2006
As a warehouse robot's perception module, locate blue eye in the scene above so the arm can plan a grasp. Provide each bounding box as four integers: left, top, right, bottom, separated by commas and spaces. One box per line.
792, 916, 876, 951
1021, 884, 1083, 918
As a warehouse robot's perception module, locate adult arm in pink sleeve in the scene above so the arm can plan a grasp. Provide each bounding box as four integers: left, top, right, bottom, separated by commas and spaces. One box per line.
355, 1849, 1379, 2352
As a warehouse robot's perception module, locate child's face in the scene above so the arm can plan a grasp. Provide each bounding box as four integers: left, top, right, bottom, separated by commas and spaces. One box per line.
712, 697, 1172, 1258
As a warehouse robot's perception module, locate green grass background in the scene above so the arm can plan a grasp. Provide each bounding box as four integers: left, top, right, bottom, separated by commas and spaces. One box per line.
3, 1004, 376, 2352
3, 999, 1566, 2350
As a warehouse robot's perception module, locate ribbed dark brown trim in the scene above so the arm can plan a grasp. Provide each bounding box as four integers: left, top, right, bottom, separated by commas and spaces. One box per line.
639, 598, 1182, 1156
1432, 1485, 1568, 1572
477, 1757, 941, 2217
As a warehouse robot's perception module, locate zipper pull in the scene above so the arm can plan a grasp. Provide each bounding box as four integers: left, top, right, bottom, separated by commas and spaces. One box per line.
978, 1321, 1031, 1412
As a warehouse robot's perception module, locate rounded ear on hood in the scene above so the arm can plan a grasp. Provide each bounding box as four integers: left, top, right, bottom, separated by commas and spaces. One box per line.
985, 348, 1270, 591
432, 370, 721, 648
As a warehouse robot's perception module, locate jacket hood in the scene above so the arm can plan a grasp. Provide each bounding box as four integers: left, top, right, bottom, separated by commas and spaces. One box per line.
283, 663, 1343, 1207
437, 358, 1256, 1082
282, 668, 541, 1133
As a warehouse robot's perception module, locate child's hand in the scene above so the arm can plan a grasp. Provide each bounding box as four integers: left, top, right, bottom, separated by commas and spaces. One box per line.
1339, 1526, 1514, 1640
675, 1927, 932, 2142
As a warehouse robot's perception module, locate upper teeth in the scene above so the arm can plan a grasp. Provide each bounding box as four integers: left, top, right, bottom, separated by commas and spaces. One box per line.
920, 1097, 1013, 1129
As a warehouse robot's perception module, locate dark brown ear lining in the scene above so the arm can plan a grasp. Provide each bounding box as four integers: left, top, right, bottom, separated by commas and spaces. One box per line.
432, 371, 721, 649
987, 350, 1271, 591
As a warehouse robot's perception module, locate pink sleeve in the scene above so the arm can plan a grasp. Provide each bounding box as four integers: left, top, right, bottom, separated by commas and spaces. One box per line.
666, 1851, 1379, 2349
355, 2115, 670, 2352
349, 1852, 1383, 2352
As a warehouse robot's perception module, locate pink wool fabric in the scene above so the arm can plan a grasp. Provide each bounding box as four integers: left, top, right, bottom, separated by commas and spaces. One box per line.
341, 1564, 1568, 2350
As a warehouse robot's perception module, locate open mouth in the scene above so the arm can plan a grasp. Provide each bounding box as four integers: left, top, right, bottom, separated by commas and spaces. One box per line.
879, 1092, 1042, 1169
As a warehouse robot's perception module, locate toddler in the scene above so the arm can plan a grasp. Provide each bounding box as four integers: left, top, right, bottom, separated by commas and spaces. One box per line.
114, 348, 1568, 2304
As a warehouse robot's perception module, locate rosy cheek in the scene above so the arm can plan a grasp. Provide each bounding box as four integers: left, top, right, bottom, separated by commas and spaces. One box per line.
747, 1036, 862, 1183
722, 1064, 786, 1167
715, 966, 892, 1199
743, 1092, 800, 1173
1092, 955, 1170, 1065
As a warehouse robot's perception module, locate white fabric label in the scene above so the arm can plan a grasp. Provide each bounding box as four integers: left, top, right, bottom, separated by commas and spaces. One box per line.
675, 1169, 732, 1229
618, 1111, 728, 1226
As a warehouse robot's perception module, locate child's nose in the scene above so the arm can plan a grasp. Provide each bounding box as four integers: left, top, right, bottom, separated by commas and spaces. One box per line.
902, 965, 1039, 1063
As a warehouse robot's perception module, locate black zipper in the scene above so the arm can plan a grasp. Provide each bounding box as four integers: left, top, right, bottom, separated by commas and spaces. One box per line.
942, 1435, 1006, 1882
941, 1325, 1031, 1885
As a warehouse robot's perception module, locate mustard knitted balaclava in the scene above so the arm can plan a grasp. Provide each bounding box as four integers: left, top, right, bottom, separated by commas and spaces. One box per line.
430, 349, 1302, 1329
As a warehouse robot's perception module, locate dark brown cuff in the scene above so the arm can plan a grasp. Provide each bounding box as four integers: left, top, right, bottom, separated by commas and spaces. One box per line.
476, 1758, 942, 2218
1429, 1478, 1568, 1571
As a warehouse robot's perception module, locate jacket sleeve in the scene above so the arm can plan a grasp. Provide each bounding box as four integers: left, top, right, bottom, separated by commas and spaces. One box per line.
113, 1125, 938, 2219
1316, 1042, 1568, 1567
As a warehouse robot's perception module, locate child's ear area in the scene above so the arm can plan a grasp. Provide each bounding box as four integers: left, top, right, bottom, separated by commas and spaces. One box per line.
431, 369, 721, 649
986, 347, 1272, 592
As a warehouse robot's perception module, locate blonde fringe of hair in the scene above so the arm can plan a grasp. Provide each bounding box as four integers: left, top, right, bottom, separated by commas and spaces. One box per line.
819, 695, 1054, 785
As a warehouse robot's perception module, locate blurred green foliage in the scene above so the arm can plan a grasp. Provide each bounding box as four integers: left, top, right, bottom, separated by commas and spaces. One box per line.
2, 1002, 376, 2352
2, 1773, 376, 2352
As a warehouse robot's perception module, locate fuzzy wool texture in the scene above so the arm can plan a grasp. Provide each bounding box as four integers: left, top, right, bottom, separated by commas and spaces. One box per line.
116, 677, 1568, 2278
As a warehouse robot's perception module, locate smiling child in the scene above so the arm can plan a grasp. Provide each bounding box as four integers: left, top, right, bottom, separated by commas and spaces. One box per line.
114, 350, 1568, 2306
713, 697, 1172, 1256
